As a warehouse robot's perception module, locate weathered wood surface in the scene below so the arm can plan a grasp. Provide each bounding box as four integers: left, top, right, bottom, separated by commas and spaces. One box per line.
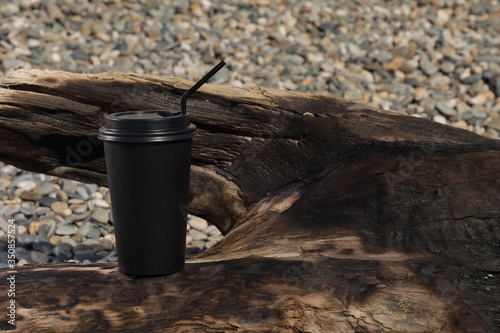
0, 69, 499, 332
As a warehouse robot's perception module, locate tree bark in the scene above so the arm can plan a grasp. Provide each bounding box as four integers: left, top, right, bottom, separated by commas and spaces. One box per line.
0, 69, 499, 332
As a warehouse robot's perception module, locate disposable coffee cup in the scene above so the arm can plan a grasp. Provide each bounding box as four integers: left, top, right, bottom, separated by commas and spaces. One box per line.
98, 110, 196, 277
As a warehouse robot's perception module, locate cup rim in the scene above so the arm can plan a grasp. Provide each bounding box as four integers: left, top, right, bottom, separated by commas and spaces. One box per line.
106, 110, 183, 122
98, 110, 196, 142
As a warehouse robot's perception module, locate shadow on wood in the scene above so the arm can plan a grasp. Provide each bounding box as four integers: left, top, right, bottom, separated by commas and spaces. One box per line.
0, 69, 499, 332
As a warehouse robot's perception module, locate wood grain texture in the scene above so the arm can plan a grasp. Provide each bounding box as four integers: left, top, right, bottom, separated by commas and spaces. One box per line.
0, 69, 499, 332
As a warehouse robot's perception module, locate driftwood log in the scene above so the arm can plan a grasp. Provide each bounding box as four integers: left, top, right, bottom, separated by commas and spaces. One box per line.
0, 69, 499, 332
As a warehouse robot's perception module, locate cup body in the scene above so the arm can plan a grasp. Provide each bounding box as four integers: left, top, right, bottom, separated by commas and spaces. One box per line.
98, 110, 196, 277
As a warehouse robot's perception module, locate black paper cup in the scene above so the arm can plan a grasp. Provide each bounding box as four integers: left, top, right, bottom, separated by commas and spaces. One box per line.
98, 110, 196, 277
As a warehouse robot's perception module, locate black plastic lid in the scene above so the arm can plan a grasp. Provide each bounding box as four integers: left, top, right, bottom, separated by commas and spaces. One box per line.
98, 110, 197, 142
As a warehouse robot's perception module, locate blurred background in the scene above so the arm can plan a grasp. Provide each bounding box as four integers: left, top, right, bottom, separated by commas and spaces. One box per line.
2, 0, 500, 135
0, 0, 499, 265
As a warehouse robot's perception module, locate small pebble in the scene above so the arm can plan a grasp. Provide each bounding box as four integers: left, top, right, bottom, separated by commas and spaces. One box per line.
54, 243, 73, 259
29, 221, 41, 234
435, 102, 457, 116
70, 203, 88, 214
99, 238, 114, 251
17, 259, 29, 266
16, 180, 37, 191
76, 187, 89, 200
51, 201, 72, 217
206, 225, 222, 236
440, 61, 455, 74
72, 234, 86, 243
37, 183, 56, 196
413, 88, 429, 101
433, 115, 448, 125
91, 208, 110, 223
33, 241, 53, 255
20, 191, 42, 201
420, 54, 438, 76
30, 251, 49, 264
61, 236, 78, 247
191, 240, 206, 249
56, 224, 78, 236
400, 59, 419, 73
93, 199, 110, 209
39, 196, 58, 207
189, 229, 208, 241
384, 57, 404, 72
17, 225, 27, 234
21, 205, 36, 216
56, 190, 69, 202
188, 216, 208, 231
50, 235, 62, 246
461, 73, 482, 85
38, 219, 57, 239
486, 117, 500, 131
104, 234, 116, 245
469, 94, 488, 106
86, 228, 101, 240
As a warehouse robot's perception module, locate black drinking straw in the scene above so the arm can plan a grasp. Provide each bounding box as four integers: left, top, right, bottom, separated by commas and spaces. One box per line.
181, 60, 226, 114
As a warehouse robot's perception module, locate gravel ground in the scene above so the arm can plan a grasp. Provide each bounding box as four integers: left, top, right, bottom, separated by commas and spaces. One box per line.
0, 161, 221, 266
1, 0, 499, 266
